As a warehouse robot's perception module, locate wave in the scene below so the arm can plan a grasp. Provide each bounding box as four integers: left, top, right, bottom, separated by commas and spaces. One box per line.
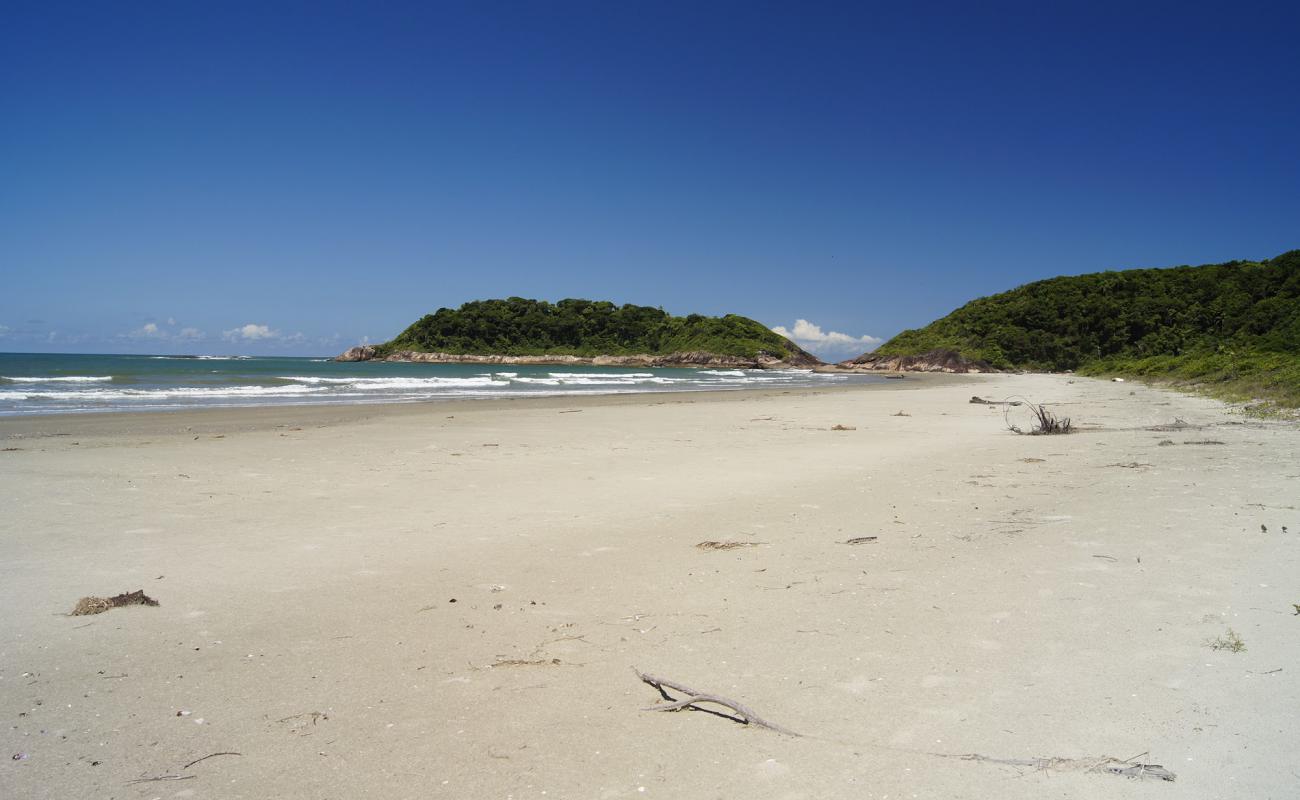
0, 385, 328, 401
148, 355, 252, 360
1, 375, 114, 383
0, 360, 876, 415
278, 375, 498, 389
547, 372, 654, 379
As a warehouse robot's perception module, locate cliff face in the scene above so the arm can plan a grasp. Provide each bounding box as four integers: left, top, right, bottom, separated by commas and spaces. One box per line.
837, 349, 996, 373
336, 346, 819, 370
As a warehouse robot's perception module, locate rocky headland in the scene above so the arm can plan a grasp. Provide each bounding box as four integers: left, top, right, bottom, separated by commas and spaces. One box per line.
336, 345, 819, 370
835, 348, 996, 373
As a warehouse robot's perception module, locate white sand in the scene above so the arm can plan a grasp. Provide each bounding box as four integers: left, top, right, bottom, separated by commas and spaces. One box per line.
2, 374, 1297, 798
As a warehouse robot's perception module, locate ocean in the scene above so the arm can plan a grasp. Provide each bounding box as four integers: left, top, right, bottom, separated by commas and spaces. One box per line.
0, 352, 886, 415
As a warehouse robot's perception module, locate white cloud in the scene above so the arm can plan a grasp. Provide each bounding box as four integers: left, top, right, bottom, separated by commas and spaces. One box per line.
771, 319, 882, 359
222, 323, 278, 342
0, 324, 9, 337
123, 320, 205, 341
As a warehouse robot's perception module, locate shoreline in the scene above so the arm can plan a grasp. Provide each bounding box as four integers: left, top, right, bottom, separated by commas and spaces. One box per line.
0, 372, 973, 439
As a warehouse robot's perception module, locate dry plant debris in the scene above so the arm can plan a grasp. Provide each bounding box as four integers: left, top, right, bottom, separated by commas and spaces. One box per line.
1205, 628, 1246, 653
70, 590, 159, 616
953, 752, 1175, 781
842, 536, 878, 545
830, 424, 856, 431
1147, 418, 1194, 431
492, 658, 562, 667
696, 540, 761, 550
1004, 398, 1073, 435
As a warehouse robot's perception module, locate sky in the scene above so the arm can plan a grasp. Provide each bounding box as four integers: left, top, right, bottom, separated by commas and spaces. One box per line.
2, 1, 1298, 360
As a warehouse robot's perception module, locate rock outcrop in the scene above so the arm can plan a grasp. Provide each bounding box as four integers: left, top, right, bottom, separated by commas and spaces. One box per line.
836, 348, 996, 373
334, 346, 820, 370
335, 345, 378, 362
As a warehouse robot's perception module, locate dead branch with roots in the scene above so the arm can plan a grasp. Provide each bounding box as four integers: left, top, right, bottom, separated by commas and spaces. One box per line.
633, 668, 801, 737
1003, 396, 1073, 435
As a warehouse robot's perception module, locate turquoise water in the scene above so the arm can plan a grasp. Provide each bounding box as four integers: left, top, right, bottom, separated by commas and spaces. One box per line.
0, 352, 884, 415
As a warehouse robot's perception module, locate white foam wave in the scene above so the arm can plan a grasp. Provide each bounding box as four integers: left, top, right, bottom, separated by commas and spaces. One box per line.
547, 372, 654, 378
0, 385, 328, 401
148, 355, 251, 360
279, 375, 496, 389
697, 370, 747, 377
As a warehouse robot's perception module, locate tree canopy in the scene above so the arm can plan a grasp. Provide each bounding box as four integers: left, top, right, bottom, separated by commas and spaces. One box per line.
376, 298, 806, 360
877, 251, 1299, 371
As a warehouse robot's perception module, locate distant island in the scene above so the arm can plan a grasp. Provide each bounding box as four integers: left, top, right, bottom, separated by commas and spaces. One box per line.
337, 298, 821, 369
866, 250, 1299, 406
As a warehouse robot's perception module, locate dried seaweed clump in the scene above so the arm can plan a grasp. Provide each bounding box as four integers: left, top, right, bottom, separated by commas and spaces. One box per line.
696, 541, 760, 551
71, 590, 159, 616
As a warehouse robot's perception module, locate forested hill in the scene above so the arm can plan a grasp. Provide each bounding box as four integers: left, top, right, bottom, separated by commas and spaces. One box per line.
873, 250, 1299, 406
876, 251, 1299, 371
373, 298, 815, 362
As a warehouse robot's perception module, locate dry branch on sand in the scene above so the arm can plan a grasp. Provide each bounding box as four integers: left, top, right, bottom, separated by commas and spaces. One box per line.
70, 590, 159, 616
695, 540, 761, 550
633, 668, 800, 737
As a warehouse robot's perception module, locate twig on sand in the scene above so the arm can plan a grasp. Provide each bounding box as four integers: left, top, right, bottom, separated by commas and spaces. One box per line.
183, 752, 242, 770
950, 752, 1175, 781
633, 668, 800, 737
126, 775, 196, 784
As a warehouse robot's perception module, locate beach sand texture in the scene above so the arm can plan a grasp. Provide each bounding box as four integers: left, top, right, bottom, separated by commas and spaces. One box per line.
2, 374, 1297, 798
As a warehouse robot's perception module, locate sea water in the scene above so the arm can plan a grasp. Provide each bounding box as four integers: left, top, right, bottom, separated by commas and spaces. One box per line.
0, 353, 885, 415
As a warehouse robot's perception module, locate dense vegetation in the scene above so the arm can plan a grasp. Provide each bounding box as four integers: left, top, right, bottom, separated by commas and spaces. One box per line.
877, 251, 1300, 406
376, 298, 808, 360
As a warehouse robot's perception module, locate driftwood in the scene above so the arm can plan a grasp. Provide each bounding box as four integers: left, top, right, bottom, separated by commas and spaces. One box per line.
953, 752, 1175, 781
633, 668, 800, 737
70, 590, 159, 616
842, 536, 878, 545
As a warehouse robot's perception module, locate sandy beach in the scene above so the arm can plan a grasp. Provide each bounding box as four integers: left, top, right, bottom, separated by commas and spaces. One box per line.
2, 373, 1297, 799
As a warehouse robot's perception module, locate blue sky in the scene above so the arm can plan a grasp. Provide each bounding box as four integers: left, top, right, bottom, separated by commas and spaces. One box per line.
3, 1, 1297, 359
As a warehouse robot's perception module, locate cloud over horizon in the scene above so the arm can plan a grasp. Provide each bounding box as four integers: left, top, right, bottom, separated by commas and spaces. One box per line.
123, 319, 207, 342
222, 323, 277, 342
771, 319, 882, 360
